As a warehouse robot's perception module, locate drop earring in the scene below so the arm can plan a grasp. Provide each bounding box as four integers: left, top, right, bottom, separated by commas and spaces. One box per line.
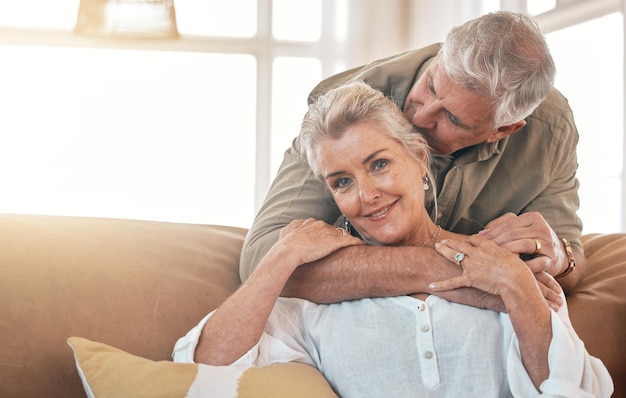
343, 216, 353, 235
423, 176, 430, 191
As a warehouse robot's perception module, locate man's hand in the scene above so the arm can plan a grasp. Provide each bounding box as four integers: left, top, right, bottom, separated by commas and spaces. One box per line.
478, 212, 566, 276
477, 211, 584, 295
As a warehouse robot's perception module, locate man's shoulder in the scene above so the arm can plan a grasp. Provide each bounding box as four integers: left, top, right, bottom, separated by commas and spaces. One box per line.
506, 88, 579, 160
517, 88, 579, 151
308, 44, 442, 105
530, 89, 576, 131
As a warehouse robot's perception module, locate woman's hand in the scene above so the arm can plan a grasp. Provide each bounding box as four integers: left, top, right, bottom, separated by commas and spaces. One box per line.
428, 234, 562, 310
275, 218, 364, 267
478, 212, 585, 293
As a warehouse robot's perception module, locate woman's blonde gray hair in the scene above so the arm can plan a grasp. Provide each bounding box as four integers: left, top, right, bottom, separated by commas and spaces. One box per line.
298, 80, 432, 182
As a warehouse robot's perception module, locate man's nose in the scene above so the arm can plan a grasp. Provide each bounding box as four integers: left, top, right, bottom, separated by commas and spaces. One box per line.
411, 102, 437, 130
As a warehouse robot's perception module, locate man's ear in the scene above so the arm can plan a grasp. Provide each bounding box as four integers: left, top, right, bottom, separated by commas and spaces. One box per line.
485, 120, 526, 143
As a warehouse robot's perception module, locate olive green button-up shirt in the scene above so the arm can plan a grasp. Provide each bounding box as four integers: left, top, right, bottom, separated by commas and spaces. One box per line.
240, 44, 582, 280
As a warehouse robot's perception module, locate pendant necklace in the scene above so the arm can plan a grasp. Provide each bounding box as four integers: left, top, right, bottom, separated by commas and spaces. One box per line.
422, 225, 442, 248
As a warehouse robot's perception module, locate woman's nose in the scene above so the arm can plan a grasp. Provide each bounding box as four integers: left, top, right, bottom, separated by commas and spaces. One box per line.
359, 179, 381, 203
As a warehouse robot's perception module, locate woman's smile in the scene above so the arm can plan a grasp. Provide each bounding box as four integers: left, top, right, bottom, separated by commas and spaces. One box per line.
364, 199, 398, 220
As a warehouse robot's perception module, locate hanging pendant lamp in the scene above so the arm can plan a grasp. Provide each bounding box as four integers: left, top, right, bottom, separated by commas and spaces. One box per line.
74, 0, 179, 39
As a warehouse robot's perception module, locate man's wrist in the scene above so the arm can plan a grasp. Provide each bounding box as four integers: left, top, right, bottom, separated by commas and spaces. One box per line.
555, 237, 576, 279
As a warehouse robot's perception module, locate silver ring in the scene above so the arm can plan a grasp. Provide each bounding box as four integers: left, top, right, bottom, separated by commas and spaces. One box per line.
336, 227, 346, 236
454, 252, 465, 267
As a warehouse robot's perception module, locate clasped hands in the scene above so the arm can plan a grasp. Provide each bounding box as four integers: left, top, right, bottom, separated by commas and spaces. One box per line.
431, 212, 566, 311
278, 212, 566, 312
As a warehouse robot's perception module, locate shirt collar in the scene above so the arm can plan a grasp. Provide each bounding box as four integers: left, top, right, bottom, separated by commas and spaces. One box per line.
450, 138, 503, 164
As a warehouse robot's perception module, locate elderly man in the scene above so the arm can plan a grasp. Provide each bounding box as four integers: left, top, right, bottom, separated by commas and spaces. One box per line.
240, 11, 584, 309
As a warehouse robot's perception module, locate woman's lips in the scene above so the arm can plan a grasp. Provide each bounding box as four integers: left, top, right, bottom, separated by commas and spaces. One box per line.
365, 200, 398, 220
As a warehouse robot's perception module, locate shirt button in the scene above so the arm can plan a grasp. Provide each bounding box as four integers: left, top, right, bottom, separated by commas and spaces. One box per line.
424, 351, 433, 359
421, 325, 430, 332
418, 303, 426, 312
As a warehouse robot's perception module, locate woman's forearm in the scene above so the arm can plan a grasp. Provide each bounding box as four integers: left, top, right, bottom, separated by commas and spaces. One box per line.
195, 247, 296, 365
502, 276, 552, 388
196, 218, 364, 365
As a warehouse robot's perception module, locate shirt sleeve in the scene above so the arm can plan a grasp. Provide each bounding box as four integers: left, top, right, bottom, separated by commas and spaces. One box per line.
172, 301, 315, 368
172, 312, 212, 364
238, 144, 340, 281
522, 91, 583, 250
506, 297, 614, 397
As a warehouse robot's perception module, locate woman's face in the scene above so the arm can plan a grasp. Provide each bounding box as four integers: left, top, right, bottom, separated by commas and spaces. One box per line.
314, 122, 429, 246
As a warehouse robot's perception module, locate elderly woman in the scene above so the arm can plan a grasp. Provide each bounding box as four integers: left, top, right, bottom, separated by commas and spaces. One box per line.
173, 82, 612, 397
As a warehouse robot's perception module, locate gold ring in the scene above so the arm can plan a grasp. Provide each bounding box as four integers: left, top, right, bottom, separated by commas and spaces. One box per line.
454, 252, 465, 267
533, 239, 542, 255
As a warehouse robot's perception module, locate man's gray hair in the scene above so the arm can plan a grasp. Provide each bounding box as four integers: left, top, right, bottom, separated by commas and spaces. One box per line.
439, 11, 556, 128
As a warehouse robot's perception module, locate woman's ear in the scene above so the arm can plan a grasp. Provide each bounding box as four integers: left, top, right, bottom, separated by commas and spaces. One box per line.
415, 148, 429, 166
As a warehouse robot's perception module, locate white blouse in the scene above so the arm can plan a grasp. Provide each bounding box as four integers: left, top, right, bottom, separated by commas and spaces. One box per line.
173, 294, 613, 398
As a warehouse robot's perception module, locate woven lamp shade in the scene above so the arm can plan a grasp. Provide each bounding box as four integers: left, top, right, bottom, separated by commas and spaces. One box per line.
75, 0, 179, 39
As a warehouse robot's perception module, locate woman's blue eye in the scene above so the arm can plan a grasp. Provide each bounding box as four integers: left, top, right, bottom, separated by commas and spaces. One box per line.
333, 177, 351, 189
372, 159, 388, 171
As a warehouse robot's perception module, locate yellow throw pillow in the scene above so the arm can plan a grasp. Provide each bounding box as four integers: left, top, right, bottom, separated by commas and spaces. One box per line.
67, 337, 338, 398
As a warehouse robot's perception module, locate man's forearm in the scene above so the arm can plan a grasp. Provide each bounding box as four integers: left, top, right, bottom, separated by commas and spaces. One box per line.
282, 245, 430, 302
281, 245, 458, 303
282, 245, 508, 311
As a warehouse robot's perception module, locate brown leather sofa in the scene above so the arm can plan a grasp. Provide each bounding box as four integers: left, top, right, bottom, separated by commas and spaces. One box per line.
1, 214, 624, 397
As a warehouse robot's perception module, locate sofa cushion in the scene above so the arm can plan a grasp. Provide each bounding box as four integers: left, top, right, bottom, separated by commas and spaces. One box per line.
67, 336, 338, 398
0, 215, 246, 398
571, 233, 626, 396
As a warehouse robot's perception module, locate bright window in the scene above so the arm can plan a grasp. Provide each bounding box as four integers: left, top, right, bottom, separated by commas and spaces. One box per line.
546, 13, 624, 234
0, 1, 623, 233
271, 57, 322, 176
0, 0, 325, 228
0, 1, 78, 28
175, 0, 257, 37
0, 45, 257, 227
272, 0, 321, 41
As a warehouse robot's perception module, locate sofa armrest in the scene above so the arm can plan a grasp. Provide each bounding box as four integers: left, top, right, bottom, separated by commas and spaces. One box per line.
0, 215, 245, 398
571, 233, 626, 396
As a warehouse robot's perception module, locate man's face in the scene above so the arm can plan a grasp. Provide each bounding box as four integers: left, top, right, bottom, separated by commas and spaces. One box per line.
402, 60, 500, 155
